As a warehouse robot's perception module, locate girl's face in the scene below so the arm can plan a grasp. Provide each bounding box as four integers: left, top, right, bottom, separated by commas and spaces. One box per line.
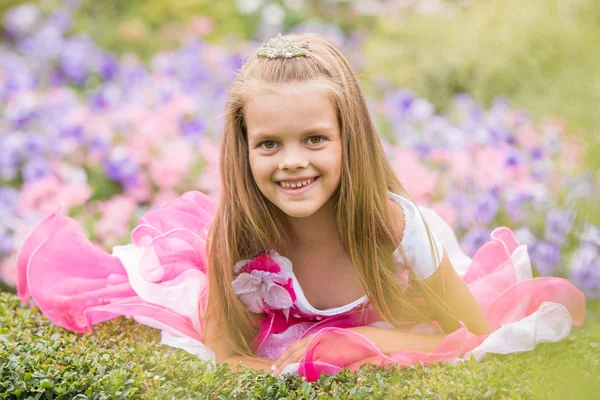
245, 84, 342, 219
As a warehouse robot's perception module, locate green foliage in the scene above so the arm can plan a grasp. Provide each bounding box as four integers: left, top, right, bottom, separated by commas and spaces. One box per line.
364, 0, 600, 169
2, 292, 600, 399
71, 0, 256, 60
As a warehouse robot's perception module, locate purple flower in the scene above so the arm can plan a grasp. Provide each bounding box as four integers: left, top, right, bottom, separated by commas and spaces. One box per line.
568, 262, 600, 299
529, 240, 561, 276
21, 132, 47, 158
580, 224, 600, 247
103, 148, 140, 188
505, 193, 533, 223
47, 8, 73, 34
99, 53, 119, 80
180, 117, 206, 138
17, 23, 63, 60
505, 149, 525, 167
0, 187, 19, 210
59, 124, 85, 142
21, 158, 53, 181
474, 192, 500, 224
460, 227, 491, 257
0, 229, 14, 256
3, 4, 41, 39
544, 209, 575, 246
569, 242, 599, 271
387, 89, 414, 119
59, 35, 96, 84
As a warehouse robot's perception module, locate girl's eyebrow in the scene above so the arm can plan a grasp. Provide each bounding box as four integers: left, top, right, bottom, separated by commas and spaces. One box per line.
249, 126, 333, 143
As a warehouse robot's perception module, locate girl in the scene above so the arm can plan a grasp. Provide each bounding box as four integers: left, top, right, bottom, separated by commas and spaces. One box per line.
16, 34, 585, 381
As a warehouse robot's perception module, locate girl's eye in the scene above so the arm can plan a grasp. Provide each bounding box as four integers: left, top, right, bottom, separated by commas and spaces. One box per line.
307, 136, 325, 145
259, 141, 277, 150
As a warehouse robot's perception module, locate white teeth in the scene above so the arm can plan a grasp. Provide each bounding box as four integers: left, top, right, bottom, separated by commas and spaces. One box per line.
279, 177, 315, 188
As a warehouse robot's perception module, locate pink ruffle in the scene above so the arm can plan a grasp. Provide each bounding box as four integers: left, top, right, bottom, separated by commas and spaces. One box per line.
293, 227, 585, 381
16, 191, 216, 341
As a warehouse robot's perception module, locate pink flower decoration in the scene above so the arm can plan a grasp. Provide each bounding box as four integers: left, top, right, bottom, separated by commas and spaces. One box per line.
232, 252, 295, 318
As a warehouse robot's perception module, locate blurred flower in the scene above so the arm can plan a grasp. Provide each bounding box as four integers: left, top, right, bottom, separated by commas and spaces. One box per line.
0, 186, 19, 211
460, 227, 491, 256
17, 175, 92, 215
474, 192, 500, 225
0, 227, 14, 255
544, 209, 575, 246
3, 4, 40, 39
580, 223, 600, 247
529, 240, 561, 276
94, 195, 137, 244
0, 254, 17, 287
21, 157, 53, 181
103, 147, 140, 188
393, 149, 438, 203
568, 261, 600, 299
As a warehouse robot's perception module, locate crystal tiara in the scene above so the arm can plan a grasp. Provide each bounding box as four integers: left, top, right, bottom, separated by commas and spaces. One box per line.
255, 33, 310, 59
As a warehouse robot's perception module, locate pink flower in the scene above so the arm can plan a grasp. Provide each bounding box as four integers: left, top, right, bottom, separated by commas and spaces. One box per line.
516, 126, 541, 150
430, 202, 458, 228
195, 137, 221, 195
94, 195, 137, 243
472, 148, 509, 190
559, 137, 585, 172
149, 140, 195, 189
0, 253, 17, 287
393, 149, 438, 203
232, 252, 295, 318
17, 176, 92, 215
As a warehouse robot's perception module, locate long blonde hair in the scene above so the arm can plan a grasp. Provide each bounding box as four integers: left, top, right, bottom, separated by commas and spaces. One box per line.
203, 34, 445, 357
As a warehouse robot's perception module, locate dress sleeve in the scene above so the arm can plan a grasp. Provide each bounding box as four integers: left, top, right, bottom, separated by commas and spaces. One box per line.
389, 193, 445, 281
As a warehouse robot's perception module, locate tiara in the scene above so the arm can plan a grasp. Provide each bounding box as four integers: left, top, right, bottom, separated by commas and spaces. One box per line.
255, 33, 310, 59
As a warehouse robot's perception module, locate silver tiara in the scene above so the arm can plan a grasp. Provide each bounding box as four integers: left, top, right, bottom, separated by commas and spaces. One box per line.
255, 33, 310, 59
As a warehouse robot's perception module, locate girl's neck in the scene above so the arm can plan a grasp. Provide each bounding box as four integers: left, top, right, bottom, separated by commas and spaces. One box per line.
284, 198, 340, 249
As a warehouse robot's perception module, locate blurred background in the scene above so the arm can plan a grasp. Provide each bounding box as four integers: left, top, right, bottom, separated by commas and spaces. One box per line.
0, 0, 598, 309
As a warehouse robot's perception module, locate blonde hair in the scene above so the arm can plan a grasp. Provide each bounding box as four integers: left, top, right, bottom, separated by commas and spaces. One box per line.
203, 34, 447, 357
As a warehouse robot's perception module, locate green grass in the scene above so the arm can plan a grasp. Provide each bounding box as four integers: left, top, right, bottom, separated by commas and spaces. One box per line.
2, 291, 599, 399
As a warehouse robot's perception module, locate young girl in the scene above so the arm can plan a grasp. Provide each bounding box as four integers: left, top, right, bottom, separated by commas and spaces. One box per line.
16, 34, 585, 381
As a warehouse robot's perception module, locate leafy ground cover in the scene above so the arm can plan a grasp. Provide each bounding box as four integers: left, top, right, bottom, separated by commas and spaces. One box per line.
2, 292, 599, 399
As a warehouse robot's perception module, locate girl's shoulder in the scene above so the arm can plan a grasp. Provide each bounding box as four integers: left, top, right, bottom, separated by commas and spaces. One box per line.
387, 192, 444, 281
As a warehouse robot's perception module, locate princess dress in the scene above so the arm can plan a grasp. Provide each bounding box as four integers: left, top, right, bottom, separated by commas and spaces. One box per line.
16, 191, 585, 381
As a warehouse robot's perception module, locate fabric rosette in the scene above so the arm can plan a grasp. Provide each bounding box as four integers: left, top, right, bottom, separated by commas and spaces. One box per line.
232, 252, 297, 319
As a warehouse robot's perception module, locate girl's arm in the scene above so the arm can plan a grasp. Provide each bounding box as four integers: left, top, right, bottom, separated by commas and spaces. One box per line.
203, 293, 274, 372
349, 326, 448, 354
414, 250, 492, 336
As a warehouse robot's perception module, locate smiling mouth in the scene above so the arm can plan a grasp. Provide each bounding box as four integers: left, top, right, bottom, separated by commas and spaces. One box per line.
276, 176, 319, 189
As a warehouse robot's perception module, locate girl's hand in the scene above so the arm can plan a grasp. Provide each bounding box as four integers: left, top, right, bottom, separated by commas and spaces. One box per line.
271, 333, 315, 375
271, 326, 378, 375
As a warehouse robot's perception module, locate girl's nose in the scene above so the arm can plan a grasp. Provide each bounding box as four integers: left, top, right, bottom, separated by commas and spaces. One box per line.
278, 150, 309, 170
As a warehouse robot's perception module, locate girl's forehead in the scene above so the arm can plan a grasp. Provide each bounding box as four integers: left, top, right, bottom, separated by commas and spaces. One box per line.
244, 84, 339, 137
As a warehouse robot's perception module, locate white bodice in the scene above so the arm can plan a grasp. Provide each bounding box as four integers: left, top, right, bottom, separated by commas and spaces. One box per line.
288, 192, 445, 316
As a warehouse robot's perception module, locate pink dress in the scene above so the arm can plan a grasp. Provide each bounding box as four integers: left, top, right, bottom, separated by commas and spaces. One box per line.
16, 190, 585, 381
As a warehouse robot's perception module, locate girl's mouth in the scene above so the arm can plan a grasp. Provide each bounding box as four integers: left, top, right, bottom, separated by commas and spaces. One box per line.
276, 177, 319, 194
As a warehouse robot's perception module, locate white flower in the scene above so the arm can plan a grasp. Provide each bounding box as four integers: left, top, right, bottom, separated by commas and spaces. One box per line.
232, 252, 294, 317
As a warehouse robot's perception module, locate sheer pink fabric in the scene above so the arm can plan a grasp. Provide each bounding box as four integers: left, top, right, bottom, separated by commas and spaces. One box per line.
292, 227, 585, 381
16, 191, 585, 381
16, 192, 216, 345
